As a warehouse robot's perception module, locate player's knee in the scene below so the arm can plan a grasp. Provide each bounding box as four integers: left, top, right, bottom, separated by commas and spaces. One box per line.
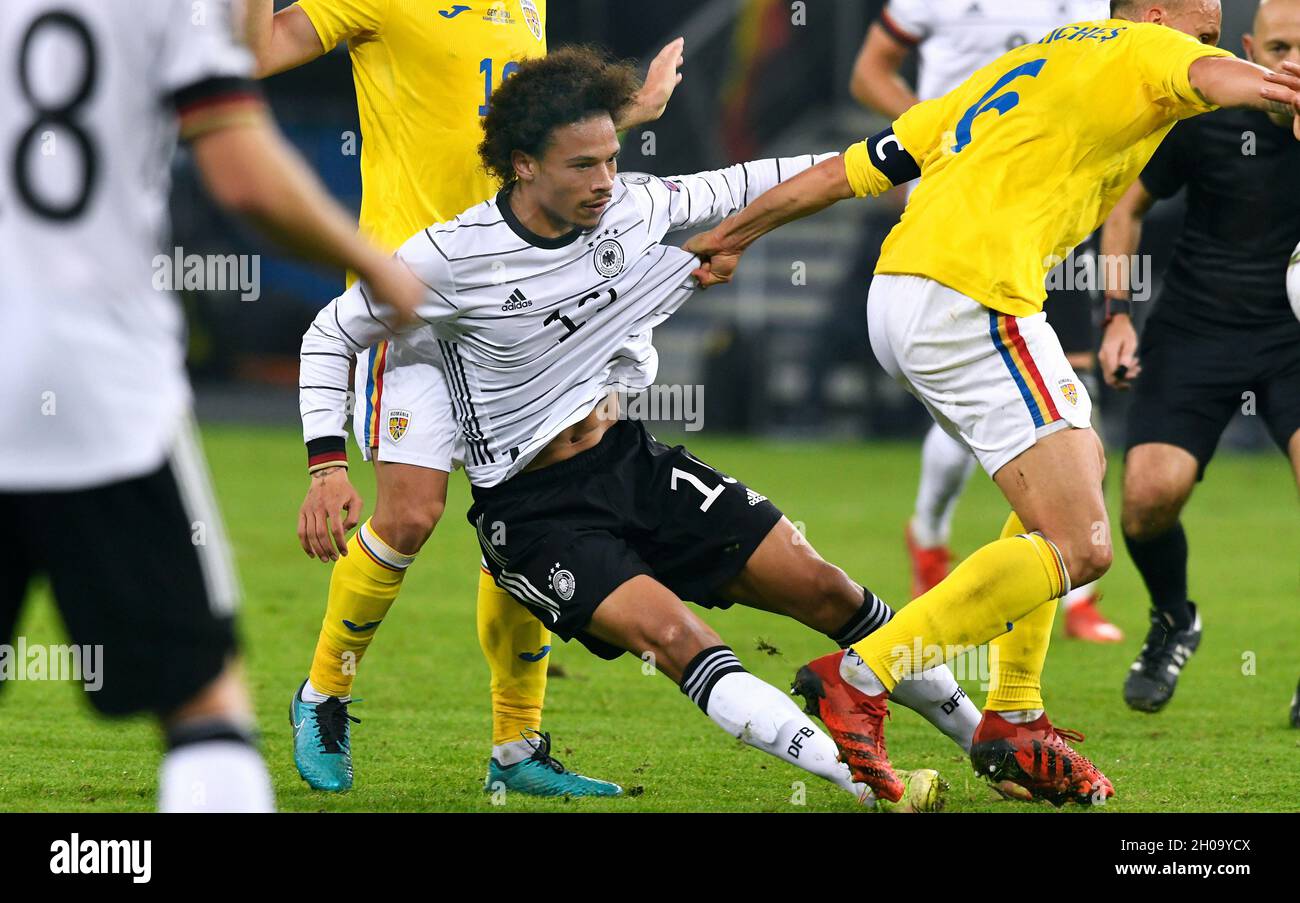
1068, 539, 1113, 587
1048, 527, 1112, 589
373, 500, 443, 553
1121, 480, 1182, 540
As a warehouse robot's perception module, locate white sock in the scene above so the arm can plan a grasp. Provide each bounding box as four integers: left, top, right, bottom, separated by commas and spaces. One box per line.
158, 740, 275, 812
493, 738, 534, 767
299, 679, 333, 704
850, 650, 982, 753
1063, 581, 1098, 609
685, 653, 868, 802
838, 647, 888, 697
997, 708, 1045, 724
911, 424, 977, 549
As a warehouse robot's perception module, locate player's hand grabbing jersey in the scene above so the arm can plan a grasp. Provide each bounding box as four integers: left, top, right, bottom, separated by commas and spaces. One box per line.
882, 0, 1110, 99
301, 154, 835, 485
295, 0, 547, 252
843, 19, 1231, 317
0, 0, 257, 490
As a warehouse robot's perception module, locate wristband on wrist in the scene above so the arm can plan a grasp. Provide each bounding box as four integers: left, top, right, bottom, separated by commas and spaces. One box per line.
307, 437, 348, 474
1103, 296, 1133, 327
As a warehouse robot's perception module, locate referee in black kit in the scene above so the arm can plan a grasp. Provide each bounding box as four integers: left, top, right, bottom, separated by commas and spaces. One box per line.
1099, 0, 1300, 721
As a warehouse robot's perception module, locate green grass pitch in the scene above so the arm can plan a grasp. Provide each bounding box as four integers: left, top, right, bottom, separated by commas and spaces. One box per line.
1, 425, 1296, 812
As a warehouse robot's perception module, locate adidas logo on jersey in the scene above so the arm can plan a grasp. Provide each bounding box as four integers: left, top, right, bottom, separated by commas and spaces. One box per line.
501, 289, 532, 312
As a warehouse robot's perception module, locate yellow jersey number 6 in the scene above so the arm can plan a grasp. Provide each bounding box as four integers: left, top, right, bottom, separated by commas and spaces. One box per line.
953, 59, 1046, 154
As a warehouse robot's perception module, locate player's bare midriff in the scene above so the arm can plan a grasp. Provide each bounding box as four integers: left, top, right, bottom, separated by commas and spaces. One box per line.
525, 390, 620, 472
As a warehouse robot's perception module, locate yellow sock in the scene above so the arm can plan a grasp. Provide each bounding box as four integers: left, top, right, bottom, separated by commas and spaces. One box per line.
476, 568, 549, 747
851, 525, 1067, 693
307, 520, 413, 698
985, 512, 1057, 712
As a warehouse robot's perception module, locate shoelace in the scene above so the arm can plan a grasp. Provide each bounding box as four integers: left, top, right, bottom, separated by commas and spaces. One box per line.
1139, 620, 1189, 674
521, 729, 569, 775
314, 697, 360, 754
1048, 725, 1102, 777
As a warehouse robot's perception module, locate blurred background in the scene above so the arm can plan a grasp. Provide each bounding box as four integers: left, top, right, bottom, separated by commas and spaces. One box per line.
180, 0, 1264, 451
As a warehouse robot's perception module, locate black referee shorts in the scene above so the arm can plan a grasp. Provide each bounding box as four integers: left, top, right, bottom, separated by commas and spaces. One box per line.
0, 428, 239, 717
1125, 316, 1300, 478
469, 420, 784, 660
1045, 284, 1097, 356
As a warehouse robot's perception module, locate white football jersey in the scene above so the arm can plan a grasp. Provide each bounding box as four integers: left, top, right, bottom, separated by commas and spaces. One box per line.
0, 0, 253, 490
302, 155, 835, 487
882, 0, 1111, 99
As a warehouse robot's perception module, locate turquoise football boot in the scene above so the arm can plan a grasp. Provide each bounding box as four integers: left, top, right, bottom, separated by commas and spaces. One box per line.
484, 730, 622, 798
290, 680, 359, 792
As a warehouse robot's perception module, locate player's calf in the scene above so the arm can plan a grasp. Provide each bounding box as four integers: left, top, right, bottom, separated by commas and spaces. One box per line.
587, 577, 880, 806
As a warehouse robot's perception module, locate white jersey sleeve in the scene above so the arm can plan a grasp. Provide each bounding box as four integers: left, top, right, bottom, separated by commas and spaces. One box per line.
155, 0, 254, 99
881, 0, 936, 43
299, 233, 459, 459
627, 153, 840, 239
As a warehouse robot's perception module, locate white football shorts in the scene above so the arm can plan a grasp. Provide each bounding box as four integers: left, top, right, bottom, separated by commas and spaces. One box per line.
352, 331, 464, 473
868, 274, 1093, 477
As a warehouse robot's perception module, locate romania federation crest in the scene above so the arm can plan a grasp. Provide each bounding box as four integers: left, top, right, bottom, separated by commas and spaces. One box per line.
388, 409, 411, 442
1058, 379, 1078, 407
519, 0, 543, 40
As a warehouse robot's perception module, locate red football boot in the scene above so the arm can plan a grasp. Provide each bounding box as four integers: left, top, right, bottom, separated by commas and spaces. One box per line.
1064, 593, 1124, 643
791, 652, 905, 803
906, 523, 951, 599
970, 710, 1115, 806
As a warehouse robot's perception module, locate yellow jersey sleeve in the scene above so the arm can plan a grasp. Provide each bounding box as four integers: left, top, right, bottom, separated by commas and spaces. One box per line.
843, 96, 949, 198
892, 95, 953, 165
842, 142, 894, 199
1127, 23, 1234, 118
296, 0, 387, 50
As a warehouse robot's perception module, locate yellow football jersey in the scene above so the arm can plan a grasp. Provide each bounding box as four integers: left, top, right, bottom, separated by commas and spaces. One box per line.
843, 20, 1233, 317
296, 0, 547, 252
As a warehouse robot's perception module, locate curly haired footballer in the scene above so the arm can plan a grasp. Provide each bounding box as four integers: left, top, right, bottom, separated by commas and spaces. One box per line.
479, 45, 643, 186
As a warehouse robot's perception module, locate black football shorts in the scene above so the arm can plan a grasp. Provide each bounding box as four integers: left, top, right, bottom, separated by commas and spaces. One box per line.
0, 431, 238, 717
1125, 315, 1300, 478
468, 420, 784, 659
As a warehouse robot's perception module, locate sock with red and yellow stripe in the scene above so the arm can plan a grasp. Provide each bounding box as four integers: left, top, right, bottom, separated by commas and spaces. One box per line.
851, 521, 1069, 693
307, 520, 413, 699
985, 512, 1058, 713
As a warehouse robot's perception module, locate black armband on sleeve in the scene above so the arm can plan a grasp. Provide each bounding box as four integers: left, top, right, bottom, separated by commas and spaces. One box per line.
171, 76, 263, 118
866, 127, 921, 187
307, 436, 348, 473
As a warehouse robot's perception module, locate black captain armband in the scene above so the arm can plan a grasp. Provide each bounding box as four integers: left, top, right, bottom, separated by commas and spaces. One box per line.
865, 126, 921, 187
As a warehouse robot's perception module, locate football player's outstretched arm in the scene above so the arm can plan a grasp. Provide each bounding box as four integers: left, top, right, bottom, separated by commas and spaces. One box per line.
1190, 57, 1300, 138
684, 123, 921, 287
245, 1, 330, 77
641, 153, 840, 239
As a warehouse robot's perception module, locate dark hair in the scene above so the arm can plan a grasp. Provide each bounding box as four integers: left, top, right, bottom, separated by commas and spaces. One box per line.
478, 45, 641, 187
